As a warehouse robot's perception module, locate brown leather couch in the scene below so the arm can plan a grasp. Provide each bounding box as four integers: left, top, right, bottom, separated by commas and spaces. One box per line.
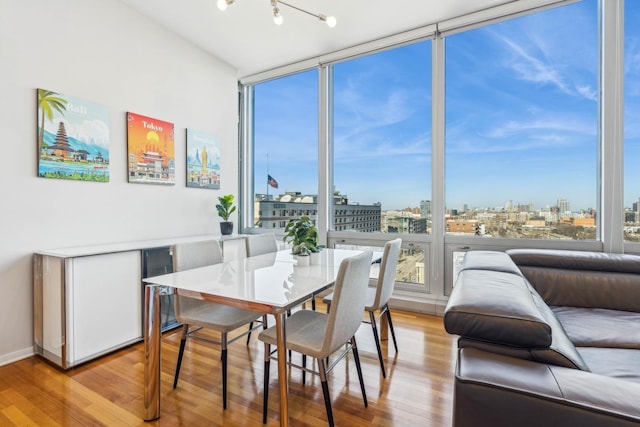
443, 249, 640, 427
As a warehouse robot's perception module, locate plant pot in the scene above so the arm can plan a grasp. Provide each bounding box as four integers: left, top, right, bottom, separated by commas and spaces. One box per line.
220, 221, 234, 235
310, 252, 321, 265
296, 255, 310, 266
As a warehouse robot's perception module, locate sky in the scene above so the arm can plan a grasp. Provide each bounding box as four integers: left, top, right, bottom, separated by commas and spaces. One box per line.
254, 0, 640, 212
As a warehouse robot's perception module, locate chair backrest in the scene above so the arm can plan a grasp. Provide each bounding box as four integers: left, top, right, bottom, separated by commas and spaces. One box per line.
172, 240, 224, 318
322, 250, 373, 354
370, 238, 402, 310
172, 239, 223, 272
245, 233, 278, 257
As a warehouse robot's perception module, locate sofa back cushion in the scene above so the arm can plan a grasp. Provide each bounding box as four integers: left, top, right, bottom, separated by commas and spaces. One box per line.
445, 251, 589, 370
507, 249, 640, 312
445, 269, 552, 348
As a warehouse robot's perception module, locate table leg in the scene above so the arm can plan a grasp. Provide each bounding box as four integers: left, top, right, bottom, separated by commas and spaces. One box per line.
144, 284, 161, 421
275, 312, 289, 427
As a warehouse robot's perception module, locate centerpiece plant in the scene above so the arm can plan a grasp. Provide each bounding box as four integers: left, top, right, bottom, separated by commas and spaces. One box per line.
283, 216, 319, 257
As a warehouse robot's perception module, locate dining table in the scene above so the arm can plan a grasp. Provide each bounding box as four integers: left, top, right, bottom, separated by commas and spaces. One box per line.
142, 247, 371, 426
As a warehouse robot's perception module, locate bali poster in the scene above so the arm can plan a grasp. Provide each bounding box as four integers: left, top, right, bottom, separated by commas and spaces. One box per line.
127, 112, 175, 185
186, 128, 221, 189
37, 89, 110, 181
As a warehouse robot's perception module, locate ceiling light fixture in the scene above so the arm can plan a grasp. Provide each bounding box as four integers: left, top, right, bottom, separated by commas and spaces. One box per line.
216, 0, 336, 28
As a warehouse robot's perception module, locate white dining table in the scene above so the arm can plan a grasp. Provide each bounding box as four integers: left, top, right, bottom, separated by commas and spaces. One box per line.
142, 248, 368, 426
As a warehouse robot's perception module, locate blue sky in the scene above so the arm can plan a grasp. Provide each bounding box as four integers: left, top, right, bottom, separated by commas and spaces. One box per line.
255, 0, 640, 212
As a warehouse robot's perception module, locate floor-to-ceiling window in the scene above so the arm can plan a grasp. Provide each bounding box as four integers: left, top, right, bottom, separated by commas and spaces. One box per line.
252, 70, 318, 231
444, 0, 598, 241
624, 1, 640, 243
242, 0, 626, 306
331, 41, 432, 289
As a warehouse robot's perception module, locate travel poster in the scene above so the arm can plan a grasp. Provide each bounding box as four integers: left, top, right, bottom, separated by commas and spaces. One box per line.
37, 89, 110, 181
127, 112, 175, 185
186, 128, 221, 189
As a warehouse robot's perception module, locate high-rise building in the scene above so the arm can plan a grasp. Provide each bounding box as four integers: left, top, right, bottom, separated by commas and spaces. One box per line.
557, 198, 571, 216
420, 200, 431, 219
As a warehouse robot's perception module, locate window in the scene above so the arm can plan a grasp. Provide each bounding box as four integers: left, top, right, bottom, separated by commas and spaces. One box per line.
445, 0, 598, 240
333, 41, 432, 235
252, 70, 318, 229
624, 2, 640, 242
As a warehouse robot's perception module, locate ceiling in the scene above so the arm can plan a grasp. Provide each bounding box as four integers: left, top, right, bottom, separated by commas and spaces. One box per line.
119, 0, 509, 77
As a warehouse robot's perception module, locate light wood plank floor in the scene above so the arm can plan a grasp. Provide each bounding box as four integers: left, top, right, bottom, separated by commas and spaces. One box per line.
0, 305, 457, 426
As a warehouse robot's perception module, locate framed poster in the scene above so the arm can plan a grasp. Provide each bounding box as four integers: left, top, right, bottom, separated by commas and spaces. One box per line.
186, 128, 221, 189
37, 89, 110, 181
127, 112, 175, 185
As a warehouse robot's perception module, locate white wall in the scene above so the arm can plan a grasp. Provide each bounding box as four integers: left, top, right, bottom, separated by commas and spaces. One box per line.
0, 0, 239, 364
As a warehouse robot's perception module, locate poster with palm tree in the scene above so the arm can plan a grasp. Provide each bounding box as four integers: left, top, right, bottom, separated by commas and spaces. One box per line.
37, 89, 110, 181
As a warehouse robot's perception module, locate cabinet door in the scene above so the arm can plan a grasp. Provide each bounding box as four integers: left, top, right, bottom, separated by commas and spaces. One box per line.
67, 251, 142, 365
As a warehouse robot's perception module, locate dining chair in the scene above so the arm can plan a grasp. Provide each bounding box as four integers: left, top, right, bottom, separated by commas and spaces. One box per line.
259, 250, 373, 426
243, 233, 279, 342
171, 239, 267, 410
245, 233, 278, 257
322, 238, 402, 378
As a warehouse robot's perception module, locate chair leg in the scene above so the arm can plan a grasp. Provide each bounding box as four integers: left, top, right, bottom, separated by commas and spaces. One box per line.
222, 332, 228, 410
318, 358, 334, 427
263, 343, 271, 424
173, 324, 189, 388
246, 321, 254, 345
302, 354, 307, 385
369, 310, 386, 378
385, 304, 399, 353
311, 296, 316, 311
351, 336, 368, 408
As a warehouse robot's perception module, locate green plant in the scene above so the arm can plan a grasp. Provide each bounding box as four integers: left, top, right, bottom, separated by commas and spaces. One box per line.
283, 216, 319, 255
216, 194, 236, 221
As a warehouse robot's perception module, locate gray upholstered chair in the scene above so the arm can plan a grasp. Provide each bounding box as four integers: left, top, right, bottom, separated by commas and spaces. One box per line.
243, 233, 279, 342
323, 238, 402, 378
245, 233, 278, 257
259, 250, 373, 426
172, 239, 266, 409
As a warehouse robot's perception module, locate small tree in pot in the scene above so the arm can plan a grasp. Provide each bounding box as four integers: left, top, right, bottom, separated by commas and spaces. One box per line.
216, 194, 236, 235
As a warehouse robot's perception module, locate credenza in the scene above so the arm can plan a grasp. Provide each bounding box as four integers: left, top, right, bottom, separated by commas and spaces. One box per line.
33, 235, 246, 369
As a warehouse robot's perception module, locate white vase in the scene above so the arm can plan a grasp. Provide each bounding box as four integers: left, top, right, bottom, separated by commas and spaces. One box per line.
310, 252, 321, 265
296, 255, 310, 266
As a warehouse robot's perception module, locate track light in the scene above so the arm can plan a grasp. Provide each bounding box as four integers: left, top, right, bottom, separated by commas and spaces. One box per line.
216, 0, 336, 28
216, 0, 235, 11
271, 0, 283, 25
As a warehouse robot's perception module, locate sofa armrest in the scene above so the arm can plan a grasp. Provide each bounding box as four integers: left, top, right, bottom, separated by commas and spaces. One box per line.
454, 347, 640, 427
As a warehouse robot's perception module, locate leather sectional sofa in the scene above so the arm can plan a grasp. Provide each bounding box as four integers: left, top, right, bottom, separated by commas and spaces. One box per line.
443, 249, 640, 426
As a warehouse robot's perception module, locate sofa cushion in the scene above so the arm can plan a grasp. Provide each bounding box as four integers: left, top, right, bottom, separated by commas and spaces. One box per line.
455, 347, 640, 427
444, 269, 552, 348
577, 347, 640, 384
459, 251, 523, 276
507, 249, 640, 311
528, 291, 589, 370
552, 306, 640, 349
506, 249, 640, 274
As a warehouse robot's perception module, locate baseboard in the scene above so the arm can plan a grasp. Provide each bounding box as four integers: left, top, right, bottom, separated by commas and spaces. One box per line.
389, 293, 448, 316
0, 347, 34, 367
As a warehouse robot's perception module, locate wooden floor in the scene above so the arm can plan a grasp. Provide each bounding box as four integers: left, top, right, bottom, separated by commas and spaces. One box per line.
0, 305, 457, 426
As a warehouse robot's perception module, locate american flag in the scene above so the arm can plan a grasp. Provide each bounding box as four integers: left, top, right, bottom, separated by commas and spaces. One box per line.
268, 174, 279, 189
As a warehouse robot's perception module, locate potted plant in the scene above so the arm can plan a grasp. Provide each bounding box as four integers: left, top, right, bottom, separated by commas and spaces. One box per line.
216, 194, 236, 235
284, 216, 319, 265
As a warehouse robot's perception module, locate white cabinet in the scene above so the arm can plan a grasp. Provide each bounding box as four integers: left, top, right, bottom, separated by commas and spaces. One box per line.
33, 234, 245, 369
34, 251, 142, 368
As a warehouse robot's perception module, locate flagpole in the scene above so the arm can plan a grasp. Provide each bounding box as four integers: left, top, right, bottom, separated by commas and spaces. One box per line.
266, 153, 269, 199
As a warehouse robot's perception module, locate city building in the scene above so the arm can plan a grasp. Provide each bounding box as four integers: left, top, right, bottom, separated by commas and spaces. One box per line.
256, 191, 381, 232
